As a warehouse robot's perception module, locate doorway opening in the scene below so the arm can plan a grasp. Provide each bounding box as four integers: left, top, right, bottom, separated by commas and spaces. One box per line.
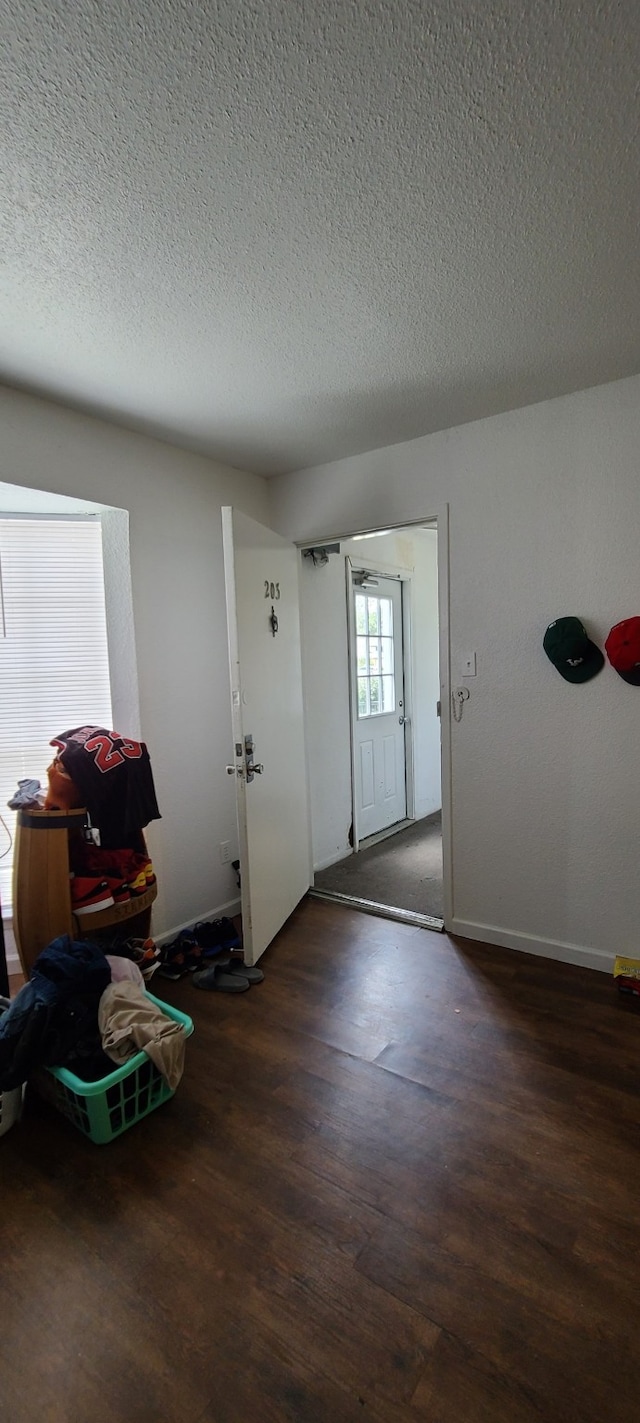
298, 515, 450, 932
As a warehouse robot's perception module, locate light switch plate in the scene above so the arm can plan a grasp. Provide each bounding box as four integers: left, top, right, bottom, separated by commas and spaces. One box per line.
463, 653, 477, 677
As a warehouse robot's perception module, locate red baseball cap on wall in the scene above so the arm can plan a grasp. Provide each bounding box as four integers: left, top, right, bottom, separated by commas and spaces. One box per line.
604, 617, 640, 685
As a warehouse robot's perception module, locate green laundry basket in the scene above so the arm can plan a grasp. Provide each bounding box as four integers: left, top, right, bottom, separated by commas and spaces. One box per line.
33, 992, 194, 1144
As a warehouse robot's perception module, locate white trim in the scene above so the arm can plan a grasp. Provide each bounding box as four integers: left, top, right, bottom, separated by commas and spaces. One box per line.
347, 561, 412, 844
303, 506, 452, 923
401, 577, 415, 819
450, 917, 614, 975
297, 550, 316, 894
101, 507, 141, 739
296, 516, 437, 549
358, 817, 414, 851
0, 511, 101, 522
152, 897, 242, 946
437, 507, 454, 931
345, 557, 360, 853
221, 507, 253, 954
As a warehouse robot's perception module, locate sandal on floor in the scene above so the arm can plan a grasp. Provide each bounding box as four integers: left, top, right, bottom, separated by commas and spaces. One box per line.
192, 963, 250, 992
225, 960, 264, 984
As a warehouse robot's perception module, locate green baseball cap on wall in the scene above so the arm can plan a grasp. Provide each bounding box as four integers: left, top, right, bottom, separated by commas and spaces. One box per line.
543, 617, 604, 683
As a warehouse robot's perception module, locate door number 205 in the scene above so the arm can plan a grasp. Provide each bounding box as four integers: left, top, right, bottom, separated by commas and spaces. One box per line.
264, 581, 281, 599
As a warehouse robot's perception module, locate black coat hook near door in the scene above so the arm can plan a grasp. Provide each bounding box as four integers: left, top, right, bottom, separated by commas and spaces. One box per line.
269, 605, 279, 637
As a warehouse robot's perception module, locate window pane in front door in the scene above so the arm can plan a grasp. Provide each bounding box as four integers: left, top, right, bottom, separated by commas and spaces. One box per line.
354, 590, 396, 718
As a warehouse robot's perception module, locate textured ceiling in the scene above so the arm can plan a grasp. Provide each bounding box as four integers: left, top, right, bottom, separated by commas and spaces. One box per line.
2, 0, 640, 475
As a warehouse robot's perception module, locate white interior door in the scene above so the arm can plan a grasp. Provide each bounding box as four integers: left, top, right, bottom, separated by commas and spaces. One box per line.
351, 572, 407, 841
222, 508, 312, 965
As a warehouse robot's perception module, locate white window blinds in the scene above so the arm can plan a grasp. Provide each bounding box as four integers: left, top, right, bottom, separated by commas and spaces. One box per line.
0, 516, 113, 912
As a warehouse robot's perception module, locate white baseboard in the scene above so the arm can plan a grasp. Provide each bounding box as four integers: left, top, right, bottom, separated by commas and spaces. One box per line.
313, 848, 352, 873
153, 896, 242, 947
450, 918, 614, 976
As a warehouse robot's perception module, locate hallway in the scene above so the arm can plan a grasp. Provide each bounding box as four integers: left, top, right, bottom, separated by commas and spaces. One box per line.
313, 812, 443, 920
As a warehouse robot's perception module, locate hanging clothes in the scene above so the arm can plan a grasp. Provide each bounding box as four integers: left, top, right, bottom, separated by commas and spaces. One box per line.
48, 726, 161, 848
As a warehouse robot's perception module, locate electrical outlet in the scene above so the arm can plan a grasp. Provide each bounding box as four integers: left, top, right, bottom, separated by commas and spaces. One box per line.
220, 841, 231, 864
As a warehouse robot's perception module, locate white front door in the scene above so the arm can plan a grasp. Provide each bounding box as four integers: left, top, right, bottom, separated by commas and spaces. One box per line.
222, 508, 312, 965
351, 572, 407, 841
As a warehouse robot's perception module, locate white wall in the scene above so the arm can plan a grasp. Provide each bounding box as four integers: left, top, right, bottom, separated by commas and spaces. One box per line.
270, 372, 640, 974
0, 386, 269, 940
301, 528, 441, 872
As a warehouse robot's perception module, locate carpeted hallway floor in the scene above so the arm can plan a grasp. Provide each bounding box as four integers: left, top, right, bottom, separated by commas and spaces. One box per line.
314, 811, 443, 918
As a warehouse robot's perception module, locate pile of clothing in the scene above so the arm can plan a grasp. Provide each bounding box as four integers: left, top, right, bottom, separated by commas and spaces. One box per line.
0, 935, 185, 1094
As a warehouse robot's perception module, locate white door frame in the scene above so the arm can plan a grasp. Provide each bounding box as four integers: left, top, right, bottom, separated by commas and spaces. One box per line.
346, 559, 411, 852
436, 508, 453, 929
297, 506, 453, 930
401, 573, 416, 823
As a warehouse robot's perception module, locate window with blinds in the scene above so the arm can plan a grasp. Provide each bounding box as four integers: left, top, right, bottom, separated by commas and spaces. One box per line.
0, 516, 113, 913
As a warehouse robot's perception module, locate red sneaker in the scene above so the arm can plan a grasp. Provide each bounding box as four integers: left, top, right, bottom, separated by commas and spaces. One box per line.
71, 877, 115, 915
128, 854, 156, 890
103, 877, 131, 905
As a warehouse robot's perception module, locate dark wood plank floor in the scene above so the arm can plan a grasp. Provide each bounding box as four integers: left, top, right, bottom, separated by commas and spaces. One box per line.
1, 899, 639, 1423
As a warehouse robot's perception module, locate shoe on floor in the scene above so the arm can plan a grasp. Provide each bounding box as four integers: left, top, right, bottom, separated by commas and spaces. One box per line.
71, 877, 115, 915
158, 930, 204, 978
225, 960, 264, 984
193, 917, 241, 952
192, 962, 249, 992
